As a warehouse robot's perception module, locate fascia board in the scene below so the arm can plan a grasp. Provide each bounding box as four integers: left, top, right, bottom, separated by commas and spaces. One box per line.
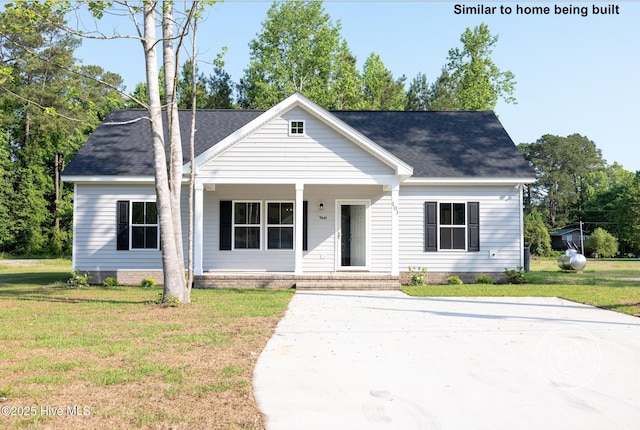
402, 177, 537, 185
61, 175, 155, 184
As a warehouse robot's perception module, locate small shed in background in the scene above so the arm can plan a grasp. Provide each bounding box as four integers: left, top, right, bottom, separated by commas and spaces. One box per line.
550, 227, 590, 251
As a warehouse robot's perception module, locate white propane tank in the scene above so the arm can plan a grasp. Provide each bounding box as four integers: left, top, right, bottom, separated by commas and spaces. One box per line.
569, 253, 587, 270
557, 249, 587, 271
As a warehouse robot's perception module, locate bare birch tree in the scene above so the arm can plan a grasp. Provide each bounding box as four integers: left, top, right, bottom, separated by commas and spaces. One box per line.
140, 2, 187, 302
13, 0, 205, 303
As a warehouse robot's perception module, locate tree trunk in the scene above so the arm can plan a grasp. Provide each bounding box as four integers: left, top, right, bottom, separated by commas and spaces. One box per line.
54, 152, 60, 231
142, 2, 184, 301
163, 1, 188, 302
187, 17, 198, 294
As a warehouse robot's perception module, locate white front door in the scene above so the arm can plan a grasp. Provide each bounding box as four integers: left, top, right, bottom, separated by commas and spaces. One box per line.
336, 200, 369, 270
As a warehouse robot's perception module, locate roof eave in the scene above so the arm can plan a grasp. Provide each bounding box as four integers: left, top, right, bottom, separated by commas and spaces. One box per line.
403, 177, 536, 185
61, 175, 156, 184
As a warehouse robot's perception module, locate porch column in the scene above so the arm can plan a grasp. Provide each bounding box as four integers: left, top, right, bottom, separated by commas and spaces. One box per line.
391, 182, 400, 277
194, 182, 204, 276
295, 182, 304, 275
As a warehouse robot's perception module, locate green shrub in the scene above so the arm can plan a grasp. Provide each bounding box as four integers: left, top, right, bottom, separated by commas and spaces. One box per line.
504, 266, 525, 284
585, 227, 619, 258
67, 270, 90, 288
141, 277, 157, 289
476, 275, 494, 284
103, 277, 118, 287
524, 209, 552, 257
408, 266, 428, 286
446, 275, 463, 285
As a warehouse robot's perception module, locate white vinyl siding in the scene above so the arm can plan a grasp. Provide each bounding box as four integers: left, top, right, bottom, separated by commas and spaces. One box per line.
73, 184, 191, 272
398, 185, 523, 272
73, 183, 522, 275
198, 108, 395, 182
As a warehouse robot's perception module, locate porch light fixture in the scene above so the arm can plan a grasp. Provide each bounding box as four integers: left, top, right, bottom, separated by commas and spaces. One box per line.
318, 202, 325, 211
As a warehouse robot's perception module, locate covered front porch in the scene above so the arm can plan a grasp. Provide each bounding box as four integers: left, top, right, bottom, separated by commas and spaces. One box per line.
191, 181, 402, 284
186, 93, 414, 285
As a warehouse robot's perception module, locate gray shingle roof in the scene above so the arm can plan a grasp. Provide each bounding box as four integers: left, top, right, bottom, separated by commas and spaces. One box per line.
63, 109, 263, 176
63, 108, 533, 179
333, 110, 532, 178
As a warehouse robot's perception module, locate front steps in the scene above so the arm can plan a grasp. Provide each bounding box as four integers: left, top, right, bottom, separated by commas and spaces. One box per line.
295, 274, 400, 290
194, 273, 401, 290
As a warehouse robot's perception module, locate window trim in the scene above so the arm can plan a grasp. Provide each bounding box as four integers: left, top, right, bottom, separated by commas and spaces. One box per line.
130, 201, 159, 250
289, 120, 305, 136
266, 201, 295, 251
438, 202, 467, 251
116, 200, 160, 251
232, 200, 262, 251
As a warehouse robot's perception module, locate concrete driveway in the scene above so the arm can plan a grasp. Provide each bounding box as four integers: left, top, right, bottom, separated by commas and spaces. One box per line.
253, 291, 640, 430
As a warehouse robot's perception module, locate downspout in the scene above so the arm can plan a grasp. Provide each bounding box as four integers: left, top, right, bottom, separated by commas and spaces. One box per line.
72, 183, 77, 271
519, 183, 524, 267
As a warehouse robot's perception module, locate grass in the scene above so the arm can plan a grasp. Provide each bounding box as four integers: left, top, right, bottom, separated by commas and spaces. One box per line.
0, 259, 293, 429
403, 258, 640, 316
2, 258, 638, 428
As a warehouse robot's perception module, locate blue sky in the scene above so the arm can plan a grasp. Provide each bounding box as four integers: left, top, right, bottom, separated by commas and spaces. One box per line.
72, 1, 640, 173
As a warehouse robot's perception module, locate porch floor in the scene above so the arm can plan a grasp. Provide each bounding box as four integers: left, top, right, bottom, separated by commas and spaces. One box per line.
194, 272, 401, 290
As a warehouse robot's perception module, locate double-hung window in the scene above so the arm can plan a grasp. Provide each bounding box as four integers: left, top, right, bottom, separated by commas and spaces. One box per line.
424, 201, 480, 252
116, 201, 159, 250
267, 202, 294, 249
234, 202, 261, 249
439, 202, 466, 250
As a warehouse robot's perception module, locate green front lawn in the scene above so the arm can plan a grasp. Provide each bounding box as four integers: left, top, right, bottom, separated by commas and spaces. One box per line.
0, 259, 293, 429
403, 258, 640, 317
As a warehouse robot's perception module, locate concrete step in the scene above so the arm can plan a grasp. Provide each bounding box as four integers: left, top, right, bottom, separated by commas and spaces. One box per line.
195, 273, 400, 290
295, 277, 401, 290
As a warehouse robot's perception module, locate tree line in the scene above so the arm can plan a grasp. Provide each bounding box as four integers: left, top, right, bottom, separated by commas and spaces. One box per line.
0, 2, 125, 255
521, 134, 640, 257
127, 2, 515, 112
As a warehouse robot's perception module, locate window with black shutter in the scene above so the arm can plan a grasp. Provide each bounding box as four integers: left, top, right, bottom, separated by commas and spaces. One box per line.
424, 201, 480, 252
116, 201, 159, 250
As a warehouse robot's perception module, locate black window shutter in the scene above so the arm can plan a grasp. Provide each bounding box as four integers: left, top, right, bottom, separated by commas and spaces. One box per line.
303, 201, 308, 251
220, 200, 232, 250
424, 201, 437, 252
116, 200, 130, 250
468, 202, 480, 252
